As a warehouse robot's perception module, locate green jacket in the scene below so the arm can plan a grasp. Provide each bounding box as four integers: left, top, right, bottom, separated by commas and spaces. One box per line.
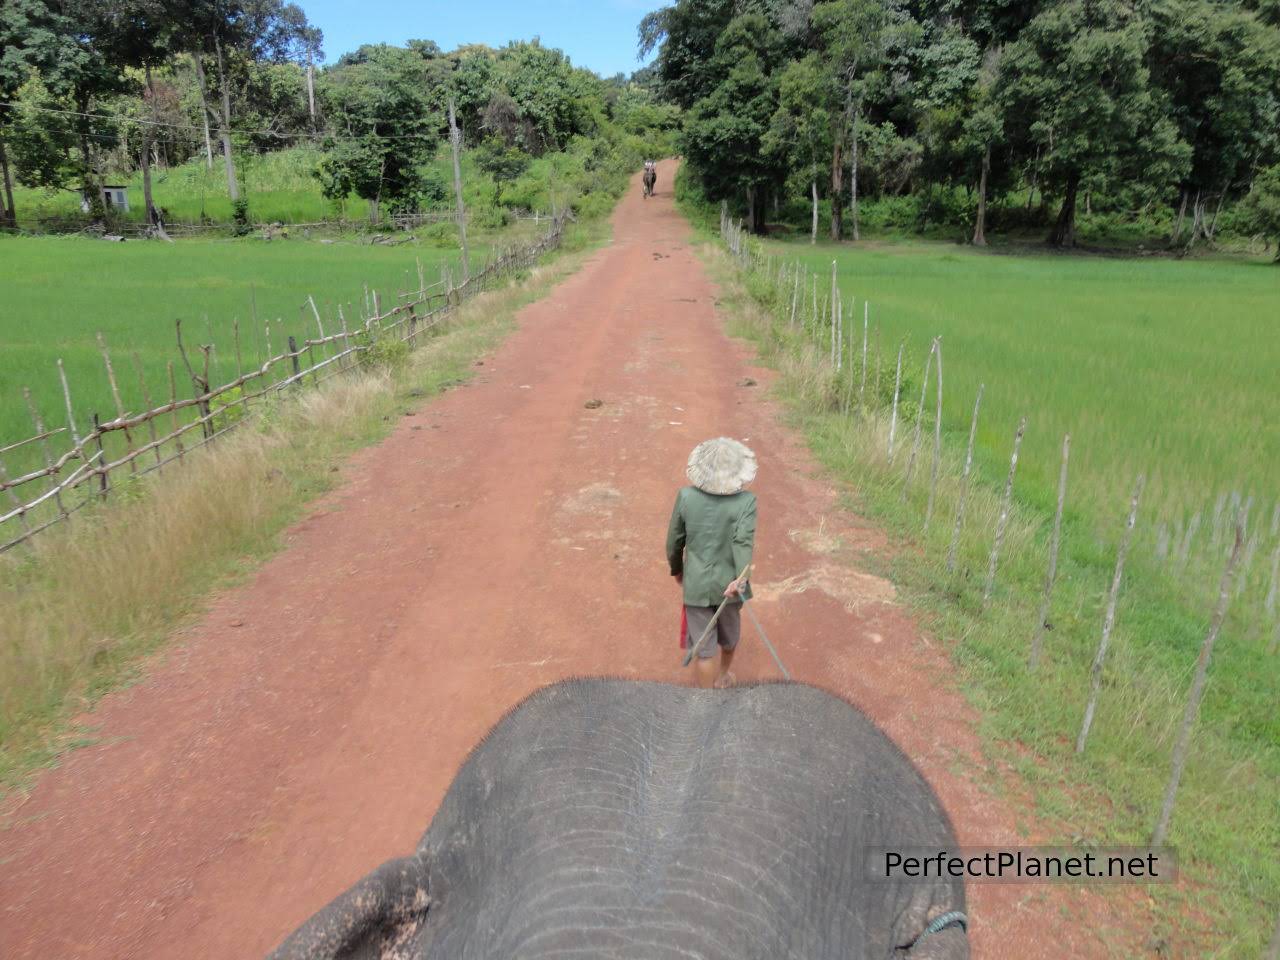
665, 486, 756, 607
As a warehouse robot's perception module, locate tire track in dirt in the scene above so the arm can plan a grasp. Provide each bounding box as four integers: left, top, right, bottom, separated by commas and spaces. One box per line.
0, 162, 1146, 959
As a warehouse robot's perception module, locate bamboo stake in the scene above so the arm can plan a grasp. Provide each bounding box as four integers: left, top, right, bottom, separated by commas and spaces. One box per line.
789, 267, 799, 328
1076, 473, 1145, 754
859, 300, 869, 408
1151, 524, 1243, 846
56, 359, 81, 448
23, 388, 68, 521
167, 362, 185, 462
0, 448, 30, 534
924, 338, 944, 531
982, 415, 1028, 605
96, 333, 137, 475
1029, 434, 1071, 670
901, 338, 938, 494
130, 352, 163, 470
945, 383, 985, 573
887, 342, 904, 463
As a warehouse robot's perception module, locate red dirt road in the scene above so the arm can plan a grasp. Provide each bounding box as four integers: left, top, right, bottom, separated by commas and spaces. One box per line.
1, 163, 1144, 959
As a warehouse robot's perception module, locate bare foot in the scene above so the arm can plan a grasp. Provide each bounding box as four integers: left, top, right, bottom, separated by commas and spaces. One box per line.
713, 671, 736, 690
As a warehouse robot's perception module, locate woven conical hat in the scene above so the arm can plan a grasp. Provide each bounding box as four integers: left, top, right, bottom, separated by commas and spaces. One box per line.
686, 437, 757, 495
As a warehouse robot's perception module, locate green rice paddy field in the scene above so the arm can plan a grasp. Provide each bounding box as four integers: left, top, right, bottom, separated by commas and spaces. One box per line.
775, 241, 1280, 532
0, 235, 477, 478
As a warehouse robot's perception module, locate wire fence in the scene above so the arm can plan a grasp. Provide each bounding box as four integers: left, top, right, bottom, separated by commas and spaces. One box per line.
0, 216, 566, 553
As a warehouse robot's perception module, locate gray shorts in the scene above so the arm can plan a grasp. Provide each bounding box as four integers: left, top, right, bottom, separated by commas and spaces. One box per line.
685, 603, 741, 660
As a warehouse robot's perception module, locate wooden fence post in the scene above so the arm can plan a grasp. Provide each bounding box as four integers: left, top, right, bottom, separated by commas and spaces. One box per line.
901, 338, 938, 495
945, 383, 984, 573
91, 413, 109, 499
96, 333, 137, 475
982, 415, 1027, 605
288, 335, 301, 382
130, 352, 164, 470
167, 363, 185, 462
24, 387, 69, 521
1076, 473, 1145, 754
887, 342, 904, 463
924, 338, 944, 531
1151, 524, 1243, 847
1029, 433, 1070, 670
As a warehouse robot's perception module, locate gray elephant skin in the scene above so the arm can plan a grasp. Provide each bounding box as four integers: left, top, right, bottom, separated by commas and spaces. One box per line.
269, 678, 968, 959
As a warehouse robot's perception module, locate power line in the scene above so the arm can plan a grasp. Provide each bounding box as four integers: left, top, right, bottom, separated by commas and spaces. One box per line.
0, 99, 453, 145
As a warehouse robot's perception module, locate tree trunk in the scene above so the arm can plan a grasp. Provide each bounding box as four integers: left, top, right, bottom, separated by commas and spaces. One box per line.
746, 184, 756, 235
810, 177, 818, 245
1026, 145, 1040, 212
849, 108, 860, 241
1048, 173, 1080, 247
447, 98, 470, 281
1171, 188, 1187, 244
830, 140, 843, 241
972, 143, 990, 247
141, 64, 157, 225
193, 53, 215, 171
213, 36, 240, 202
0, 134, 16, 227
306, 57, 316, 125
1206, 188, 1227, 243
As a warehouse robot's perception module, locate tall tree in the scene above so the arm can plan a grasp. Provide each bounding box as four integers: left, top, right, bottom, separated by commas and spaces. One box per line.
765, 53, 832, 242
812, 0, 920, 240
998, 0, 1190, 246
1149, 0, 1280, 248
679, 12, 786, 232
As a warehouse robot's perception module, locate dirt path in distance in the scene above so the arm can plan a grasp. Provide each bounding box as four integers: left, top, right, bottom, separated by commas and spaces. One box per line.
0, 161, 1149, 959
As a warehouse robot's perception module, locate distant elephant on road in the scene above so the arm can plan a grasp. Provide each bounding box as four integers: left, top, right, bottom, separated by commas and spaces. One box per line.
643, 165, 657, 198
270, 679, 968, 959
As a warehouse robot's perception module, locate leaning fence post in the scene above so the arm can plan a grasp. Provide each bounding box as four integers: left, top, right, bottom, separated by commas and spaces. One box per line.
167, 362, 185, 463
924, 338, 944, 531
887, 342, 904, 463
97, 333, 137, 475
982, 415, 1027, 605
945, 383, 984, 572
1150, 524, 1243, 846
1076, 473, 1145, 754
90, 413, 109, 499
24, 387, 69, 521
859, 301, 869, 409
130, 352, 164, 470
1029, 433, 1070, 670
288, 335, 301, 382
901, 338, 938, 494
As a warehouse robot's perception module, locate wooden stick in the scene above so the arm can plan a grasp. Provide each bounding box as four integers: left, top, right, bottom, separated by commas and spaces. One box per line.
1029, 434, 1071, 670
887, 341, 904, 463
97, 333, 138, 476
982, 415, 1028, 605
859, 300, 869, 408
23, 387, 69, 521
130, 352, 164, 470
167, 362, 185, 462
90, 413, 109, 498
56, 359, 82, 448
1151, 524, 1243, 846
945, 384, 985, 573
1076, 473, 1145, 754
901, 338, 938, 493
924, 338, 944, 531
0, 447, 31, 534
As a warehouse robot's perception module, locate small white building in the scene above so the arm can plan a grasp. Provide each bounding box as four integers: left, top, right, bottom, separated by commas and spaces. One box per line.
81, 185, 130, 213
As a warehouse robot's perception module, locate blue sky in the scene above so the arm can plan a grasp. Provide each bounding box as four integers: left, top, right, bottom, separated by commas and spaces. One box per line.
303, 0, 660, 77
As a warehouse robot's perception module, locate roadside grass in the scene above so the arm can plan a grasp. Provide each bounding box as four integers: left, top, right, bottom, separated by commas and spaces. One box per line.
0, 235, 483, 479
0, 218, 610, 794
695, 239, 1278, 956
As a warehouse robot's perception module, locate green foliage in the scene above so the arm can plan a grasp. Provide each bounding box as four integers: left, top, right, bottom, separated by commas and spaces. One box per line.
231, 196, 251, 235
1241, 163, 1280, 258
354, 323, 410, 372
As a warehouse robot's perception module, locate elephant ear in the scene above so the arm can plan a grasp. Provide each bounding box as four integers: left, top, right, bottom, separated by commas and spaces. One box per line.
268, 854, 431, 960
901, 912, 969, 959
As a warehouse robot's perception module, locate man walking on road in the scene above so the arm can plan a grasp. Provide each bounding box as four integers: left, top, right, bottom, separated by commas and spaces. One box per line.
666, 437, 757, 689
